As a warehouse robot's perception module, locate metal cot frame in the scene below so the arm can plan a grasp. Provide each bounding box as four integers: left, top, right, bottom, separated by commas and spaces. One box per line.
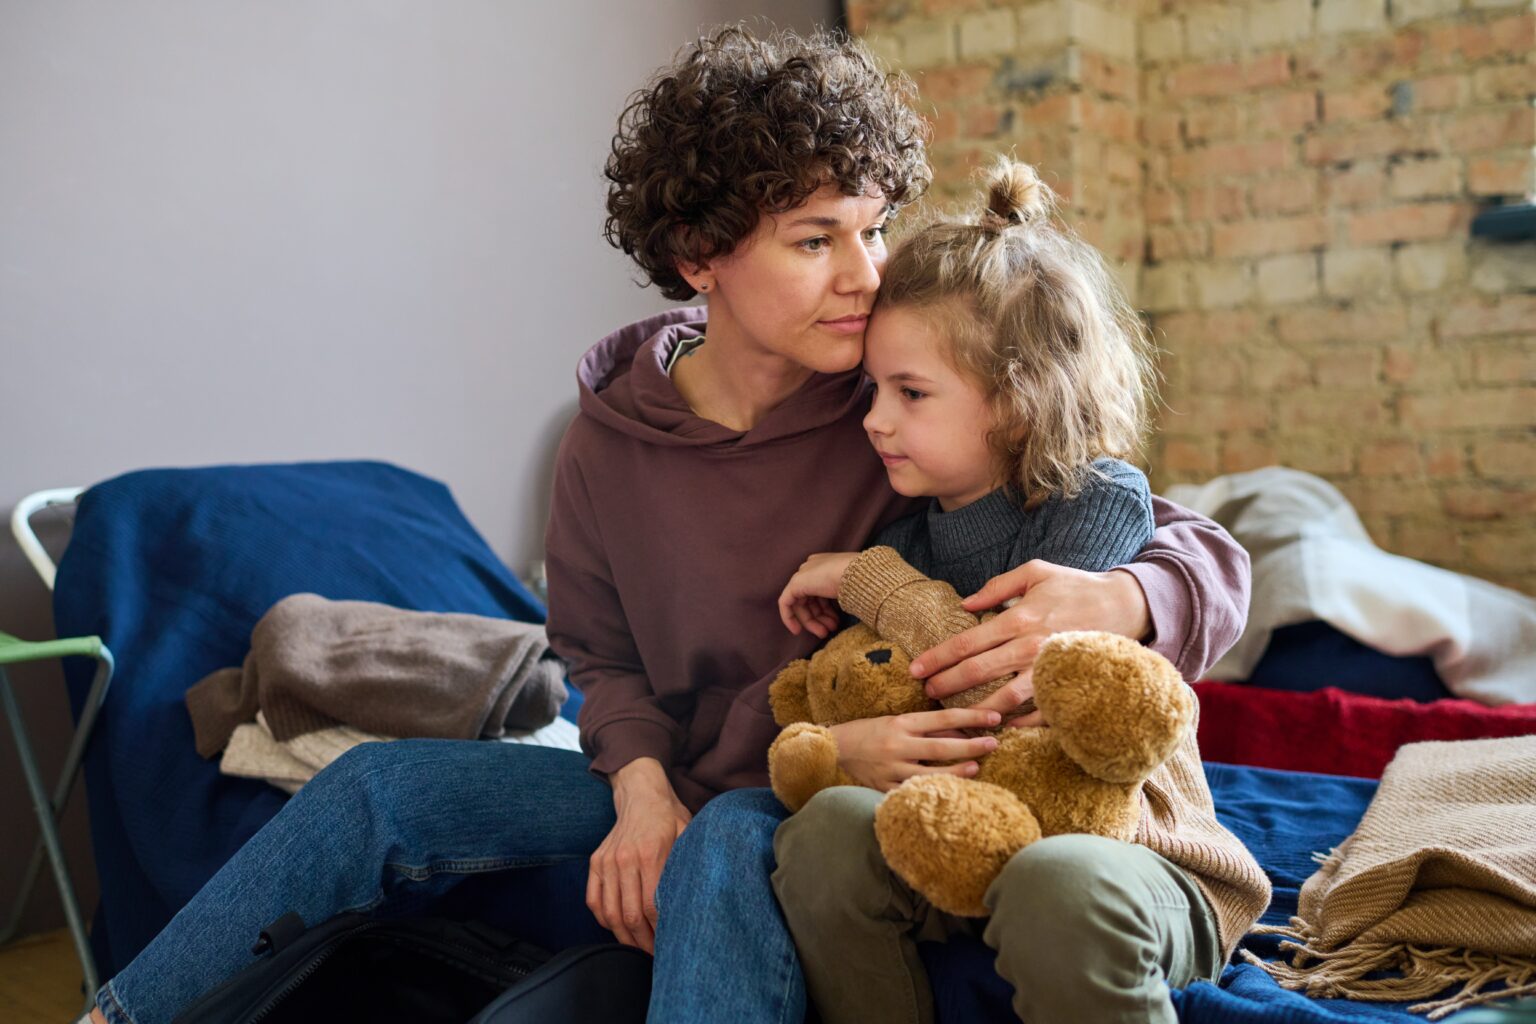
2, 487, 112, 1007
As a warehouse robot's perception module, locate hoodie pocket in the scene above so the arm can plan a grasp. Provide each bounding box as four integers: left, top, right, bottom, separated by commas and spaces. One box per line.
681, 688, 735, 764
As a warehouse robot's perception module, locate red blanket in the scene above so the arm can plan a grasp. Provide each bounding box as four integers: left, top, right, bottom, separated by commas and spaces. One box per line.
1193, 682, 1536, 779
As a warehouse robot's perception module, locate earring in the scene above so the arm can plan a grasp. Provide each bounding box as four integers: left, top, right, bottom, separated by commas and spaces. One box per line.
699, 282, 710, 292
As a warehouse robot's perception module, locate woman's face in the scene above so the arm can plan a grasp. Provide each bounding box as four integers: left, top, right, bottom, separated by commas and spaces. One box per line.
698, 185, 891, 375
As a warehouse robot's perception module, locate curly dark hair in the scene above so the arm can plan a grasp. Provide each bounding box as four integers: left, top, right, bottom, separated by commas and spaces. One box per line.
604, 26, 932, 301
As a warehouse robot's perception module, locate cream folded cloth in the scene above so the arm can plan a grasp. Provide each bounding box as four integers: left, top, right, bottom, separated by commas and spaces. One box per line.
221, 711, 582, 793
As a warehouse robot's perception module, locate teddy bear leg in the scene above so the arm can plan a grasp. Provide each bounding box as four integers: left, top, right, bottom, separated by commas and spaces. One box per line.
873, 775, 1041, 917
768, 722, 849, 812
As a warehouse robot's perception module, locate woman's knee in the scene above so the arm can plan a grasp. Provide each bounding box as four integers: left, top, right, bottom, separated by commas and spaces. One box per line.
309, 737, 442, 788
659, 788, 786, 904
674, 788, 784, 862
689, 787, 788, 833
301, 740, 570, 852
294, 740, 405, 817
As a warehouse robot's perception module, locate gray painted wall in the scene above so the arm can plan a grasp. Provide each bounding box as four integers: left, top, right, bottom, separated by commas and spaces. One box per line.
0, 0, 837, 940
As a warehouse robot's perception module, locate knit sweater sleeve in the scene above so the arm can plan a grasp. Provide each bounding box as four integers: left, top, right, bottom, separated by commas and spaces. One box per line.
1030, 460, 1156, 571
838, 546, 978, 659
544, 429, 682, 778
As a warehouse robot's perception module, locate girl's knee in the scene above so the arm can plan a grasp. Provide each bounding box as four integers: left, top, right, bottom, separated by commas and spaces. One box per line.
772, 787, 884, 890
987, 834, 1128, 918
799, 785, 883, 823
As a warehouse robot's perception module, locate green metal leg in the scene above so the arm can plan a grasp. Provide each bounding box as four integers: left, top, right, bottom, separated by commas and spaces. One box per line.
0, 648, 111, 1004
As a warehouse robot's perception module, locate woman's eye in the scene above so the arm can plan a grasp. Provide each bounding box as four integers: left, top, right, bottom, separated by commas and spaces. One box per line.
863, 224, 889, 243
799, 237, 828, 253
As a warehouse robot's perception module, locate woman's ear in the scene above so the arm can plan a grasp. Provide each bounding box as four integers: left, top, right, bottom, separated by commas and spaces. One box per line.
675, 248, 716, 295
768, 659, 814, 726
677, 263, 715, 295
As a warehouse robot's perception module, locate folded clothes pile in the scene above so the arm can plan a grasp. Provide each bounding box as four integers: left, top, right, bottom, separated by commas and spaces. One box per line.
186, 593, 567, 790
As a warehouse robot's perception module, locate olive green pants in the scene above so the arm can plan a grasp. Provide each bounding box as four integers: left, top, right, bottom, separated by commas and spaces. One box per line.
772, 787, 1223, 1024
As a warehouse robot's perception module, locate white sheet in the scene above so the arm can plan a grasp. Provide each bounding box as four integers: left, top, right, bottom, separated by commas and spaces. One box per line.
1167, 467, 1536, 705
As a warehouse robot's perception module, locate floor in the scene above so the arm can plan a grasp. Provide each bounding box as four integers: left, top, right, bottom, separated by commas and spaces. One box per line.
0, 929, 87, 1023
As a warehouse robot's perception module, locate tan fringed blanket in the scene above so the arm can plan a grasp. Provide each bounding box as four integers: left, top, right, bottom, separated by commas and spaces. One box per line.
1249, 735, 1536, 1018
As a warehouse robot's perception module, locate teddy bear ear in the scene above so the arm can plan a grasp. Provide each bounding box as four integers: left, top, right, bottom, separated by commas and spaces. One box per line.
768, 659, 815, 726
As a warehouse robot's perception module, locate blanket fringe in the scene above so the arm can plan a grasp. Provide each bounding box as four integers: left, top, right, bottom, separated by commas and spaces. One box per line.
1245, 924, 1536, 1020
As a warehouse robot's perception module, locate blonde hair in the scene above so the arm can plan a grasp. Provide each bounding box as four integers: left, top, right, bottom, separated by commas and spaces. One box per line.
878, 159, 1157, 501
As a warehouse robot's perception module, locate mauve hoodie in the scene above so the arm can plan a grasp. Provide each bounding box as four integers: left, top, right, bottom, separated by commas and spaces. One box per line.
545, 307, 1251, 812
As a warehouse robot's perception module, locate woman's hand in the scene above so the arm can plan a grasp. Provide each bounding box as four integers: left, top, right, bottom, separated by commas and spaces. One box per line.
588, 757, 692, 953
908, 562, 1151, 726
777, 551, 859, 638
829, 707, 1003, 791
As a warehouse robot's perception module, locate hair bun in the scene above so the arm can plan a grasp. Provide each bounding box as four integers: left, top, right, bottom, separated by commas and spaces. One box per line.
981, 159, 1050, 230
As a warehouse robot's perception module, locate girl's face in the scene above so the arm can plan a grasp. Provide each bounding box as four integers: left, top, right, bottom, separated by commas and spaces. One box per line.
698, 185, 891, 375
862, 306, 1001, 512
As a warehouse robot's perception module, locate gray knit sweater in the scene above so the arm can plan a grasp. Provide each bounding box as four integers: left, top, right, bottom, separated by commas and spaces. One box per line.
872, 459, 1155, 595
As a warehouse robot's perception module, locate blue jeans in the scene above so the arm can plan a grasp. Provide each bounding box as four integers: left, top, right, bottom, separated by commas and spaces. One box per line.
652, 788, 803, 1023
95, 741, 802, 1024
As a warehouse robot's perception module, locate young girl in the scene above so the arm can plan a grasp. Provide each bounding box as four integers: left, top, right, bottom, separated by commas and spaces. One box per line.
771, 160, 1269, 1024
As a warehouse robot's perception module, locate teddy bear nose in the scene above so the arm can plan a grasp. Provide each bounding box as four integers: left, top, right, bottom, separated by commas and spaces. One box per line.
866, 648, 894, 665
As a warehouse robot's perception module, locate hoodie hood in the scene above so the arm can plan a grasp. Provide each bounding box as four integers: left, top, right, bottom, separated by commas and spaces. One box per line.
575, 306, 871, 450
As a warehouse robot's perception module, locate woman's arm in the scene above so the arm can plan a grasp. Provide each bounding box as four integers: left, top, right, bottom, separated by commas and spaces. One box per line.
545, 436, 690, 953
545, 472, 682, 779
585, 757, 691, 954
1109, 494, 1252, 681
907, 495, 1251, 709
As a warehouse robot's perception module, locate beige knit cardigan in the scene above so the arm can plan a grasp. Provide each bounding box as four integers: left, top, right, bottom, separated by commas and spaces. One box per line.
840, 546, 1272, 960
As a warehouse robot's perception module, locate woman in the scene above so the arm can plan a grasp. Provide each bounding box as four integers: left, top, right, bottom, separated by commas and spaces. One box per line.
89, 27, 1247, 1024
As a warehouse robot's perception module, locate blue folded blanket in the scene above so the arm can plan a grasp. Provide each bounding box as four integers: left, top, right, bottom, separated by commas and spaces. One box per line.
53, 461, 546, 974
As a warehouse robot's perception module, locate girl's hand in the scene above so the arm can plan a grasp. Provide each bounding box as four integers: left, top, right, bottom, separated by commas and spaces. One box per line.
588, 757, 692, 953
777, 552, 859, 638
908, 561, 1151, 726
828, 707, 1003, 790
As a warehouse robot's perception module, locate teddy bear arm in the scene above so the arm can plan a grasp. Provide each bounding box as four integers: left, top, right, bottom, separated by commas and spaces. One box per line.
768, 659, 815, 727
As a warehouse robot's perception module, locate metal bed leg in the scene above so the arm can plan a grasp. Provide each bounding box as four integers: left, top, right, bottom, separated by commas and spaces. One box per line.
2, 652, 114, 955
0, 660, 103, 999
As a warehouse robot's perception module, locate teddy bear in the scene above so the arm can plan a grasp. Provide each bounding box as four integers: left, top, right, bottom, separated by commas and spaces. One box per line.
766, 546, 1195, 917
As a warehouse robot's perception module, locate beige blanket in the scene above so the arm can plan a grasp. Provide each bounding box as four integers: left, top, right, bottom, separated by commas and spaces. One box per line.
1251, 735, 1536, 1018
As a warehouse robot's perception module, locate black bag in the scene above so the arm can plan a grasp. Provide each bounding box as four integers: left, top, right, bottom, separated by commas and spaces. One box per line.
170, 912, 653, 1024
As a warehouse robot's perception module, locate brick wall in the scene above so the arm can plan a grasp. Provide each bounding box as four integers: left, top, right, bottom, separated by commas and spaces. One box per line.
853, 0, 1536, 594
